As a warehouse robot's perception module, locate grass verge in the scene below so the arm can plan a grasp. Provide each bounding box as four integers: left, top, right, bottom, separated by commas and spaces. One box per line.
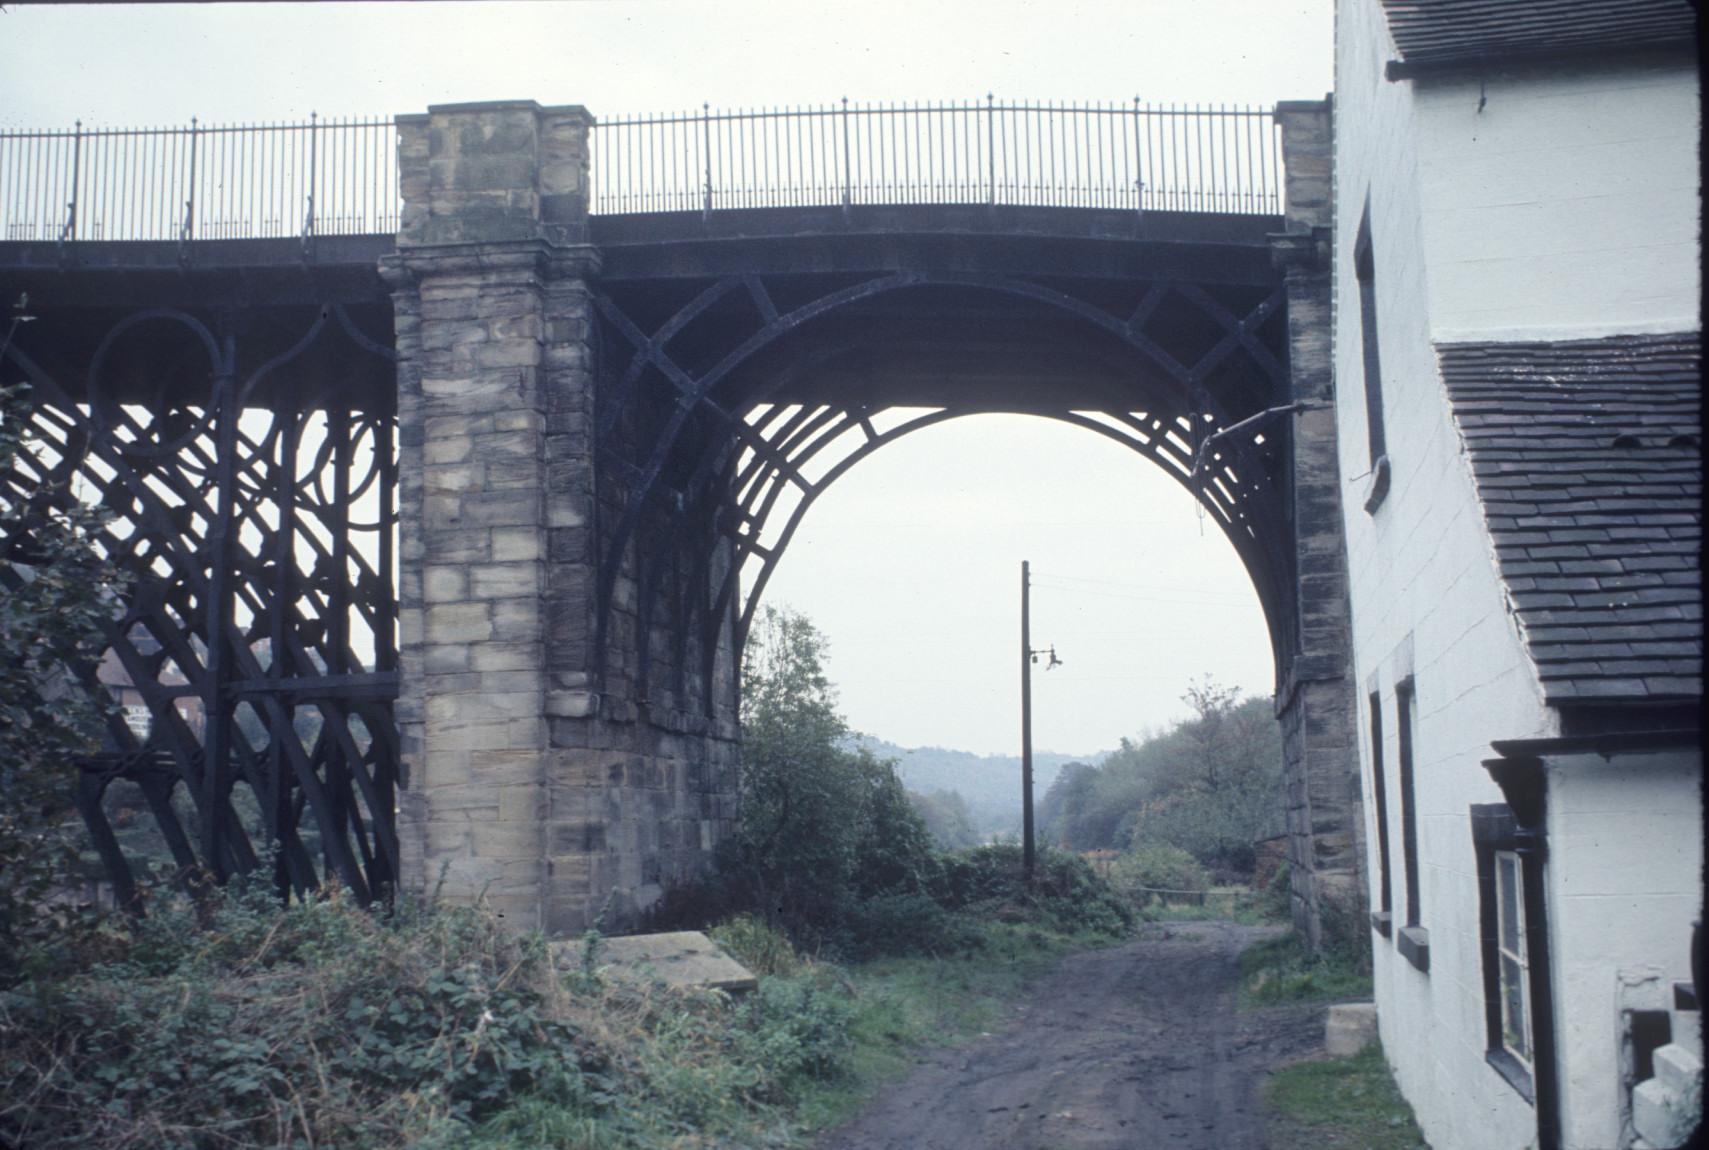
1265, 1047, 1429, 1149
1239, 930, 1372, 1010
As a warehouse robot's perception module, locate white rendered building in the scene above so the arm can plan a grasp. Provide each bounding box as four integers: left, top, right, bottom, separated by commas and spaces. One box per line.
1330, 1, 1702, 1148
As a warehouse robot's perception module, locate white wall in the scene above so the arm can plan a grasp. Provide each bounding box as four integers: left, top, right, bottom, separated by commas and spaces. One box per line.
1334, 1, 1562, 1147
1336, 3, 1702, 1145
1414, 61, 1701, 342
1547, 750, 1703, 1150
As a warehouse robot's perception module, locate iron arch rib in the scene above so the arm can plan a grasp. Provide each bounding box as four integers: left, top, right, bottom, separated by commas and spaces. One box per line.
592, 269, 1296, 712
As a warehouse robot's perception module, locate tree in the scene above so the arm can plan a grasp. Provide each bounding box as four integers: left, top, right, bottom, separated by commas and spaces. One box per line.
908, 789, 981, 850
1125, 682, 1284, 875
1031, 676, 1285, 875
727, 605, 935, 941
0, 366, 120, 968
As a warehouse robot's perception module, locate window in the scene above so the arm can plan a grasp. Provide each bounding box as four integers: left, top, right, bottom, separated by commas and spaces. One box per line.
1472, 804, 1533, 1101
1367, 691, 1394, 935
1394, 676, 1427, 971
1355, 202, 1391, 511
1495, 850, 1531, 1063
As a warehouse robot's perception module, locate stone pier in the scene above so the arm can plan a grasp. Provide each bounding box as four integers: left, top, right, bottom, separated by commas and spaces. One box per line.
382, 101, 739, 934
1271, 98, 1369, 950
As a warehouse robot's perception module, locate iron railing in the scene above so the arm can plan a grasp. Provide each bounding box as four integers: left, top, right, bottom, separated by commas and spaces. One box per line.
592, 100, 1283, 216
0, 101, 1283, 243
0, 116, 398, 244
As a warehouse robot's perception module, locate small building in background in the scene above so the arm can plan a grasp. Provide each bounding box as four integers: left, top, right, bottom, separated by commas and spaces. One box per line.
1081, 848, 1120, 880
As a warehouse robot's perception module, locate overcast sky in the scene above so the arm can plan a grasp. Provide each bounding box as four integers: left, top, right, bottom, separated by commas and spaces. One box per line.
1, 1, 1332, 756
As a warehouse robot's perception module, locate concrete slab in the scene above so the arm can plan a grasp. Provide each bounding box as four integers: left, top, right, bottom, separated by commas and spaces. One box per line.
561, 930, 758, 993
1324, 1001, 1379, 1057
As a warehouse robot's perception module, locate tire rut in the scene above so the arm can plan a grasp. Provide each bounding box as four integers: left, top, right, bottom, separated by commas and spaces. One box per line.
817, 921, 1325, 1150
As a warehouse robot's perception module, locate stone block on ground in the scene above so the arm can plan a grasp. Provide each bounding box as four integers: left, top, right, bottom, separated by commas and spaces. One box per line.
1324, 1001, 1379, 1056
558, 930, 757, 993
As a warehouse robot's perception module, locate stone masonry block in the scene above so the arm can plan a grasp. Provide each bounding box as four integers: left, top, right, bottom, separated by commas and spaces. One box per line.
485, 457, 546, 490
426, 690, 542, 726
497, 784, 546, 824
423, 565, 468, 603
491, 527, 543, 563
470, 562, 544, 600
424, 644, 471, 675
461, 490, 543, 529
426, 717, 514, 753
548, 690, 598, 719
424, 436, 474, 465
469, 640, 545, 672
426, 602, 493, 644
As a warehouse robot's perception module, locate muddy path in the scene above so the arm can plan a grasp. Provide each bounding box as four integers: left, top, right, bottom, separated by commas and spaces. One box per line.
818, 921, 1326, 1150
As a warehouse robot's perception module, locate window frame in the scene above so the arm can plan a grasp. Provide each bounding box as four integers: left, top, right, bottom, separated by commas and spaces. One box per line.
1494, 849, 1532, 1067
1367, 690, 1394, 936
1471, 803, 1535, 1102
1393, 676, 1428, 971
1354, 199, 1391, 512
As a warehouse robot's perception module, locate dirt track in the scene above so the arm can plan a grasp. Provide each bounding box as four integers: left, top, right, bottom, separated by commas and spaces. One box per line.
818, 921, 1325, 1150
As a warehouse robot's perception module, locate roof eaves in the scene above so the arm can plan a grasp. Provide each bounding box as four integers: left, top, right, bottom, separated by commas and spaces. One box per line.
1386, 41, 1697, 81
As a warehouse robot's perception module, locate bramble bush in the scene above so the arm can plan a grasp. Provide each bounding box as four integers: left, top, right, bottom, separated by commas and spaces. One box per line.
0, 877, 880, 1150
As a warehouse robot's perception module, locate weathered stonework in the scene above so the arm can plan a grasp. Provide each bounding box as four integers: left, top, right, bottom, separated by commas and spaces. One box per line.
1271, 98, 1368, 952
382, 101, 738, 934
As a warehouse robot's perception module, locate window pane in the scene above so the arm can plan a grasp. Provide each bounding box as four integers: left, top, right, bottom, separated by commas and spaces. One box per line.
1498, 853, 1521, 952
1501, 954, 1529, 1060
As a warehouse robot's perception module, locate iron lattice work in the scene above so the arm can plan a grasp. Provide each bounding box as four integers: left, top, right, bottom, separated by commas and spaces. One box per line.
0, 304, 400, 908
590, 269, 1295, 718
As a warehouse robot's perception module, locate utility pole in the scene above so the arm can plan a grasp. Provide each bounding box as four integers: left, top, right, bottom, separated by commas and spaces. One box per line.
1021, 560, 1035, 883
1020, 561, 1062, 886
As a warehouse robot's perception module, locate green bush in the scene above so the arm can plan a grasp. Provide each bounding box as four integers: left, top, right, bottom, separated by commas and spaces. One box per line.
710, 913, 803, 977
931, 844, 1133, 938
1108, 841, 1211, 904
734, 976, 857, 1091
834, 892, 982, 961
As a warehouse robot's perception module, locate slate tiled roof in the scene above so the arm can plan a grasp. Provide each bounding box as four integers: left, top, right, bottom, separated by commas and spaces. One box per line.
1380, 0, 1697, 70
1439, 334, 1702, 704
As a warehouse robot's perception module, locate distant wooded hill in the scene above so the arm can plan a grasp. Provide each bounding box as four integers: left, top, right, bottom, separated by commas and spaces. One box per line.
846, 735, 1102, 838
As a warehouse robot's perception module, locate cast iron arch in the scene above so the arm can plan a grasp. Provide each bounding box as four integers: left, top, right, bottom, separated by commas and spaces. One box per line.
591, 267, 1296, 718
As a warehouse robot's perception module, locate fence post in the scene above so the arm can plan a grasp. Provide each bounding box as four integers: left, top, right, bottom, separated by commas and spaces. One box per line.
58, 120, 82, 250
179, 117, 199, 264
840, 96, 852, 218
700, 103, 713, 221
986, 94, 997, 209
302, 111, 318, 257
1132, 97, 1145, 222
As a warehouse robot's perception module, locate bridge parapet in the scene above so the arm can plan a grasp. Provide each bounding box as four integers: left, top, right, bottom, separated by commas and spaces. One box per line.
2, 100, 1284, 248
